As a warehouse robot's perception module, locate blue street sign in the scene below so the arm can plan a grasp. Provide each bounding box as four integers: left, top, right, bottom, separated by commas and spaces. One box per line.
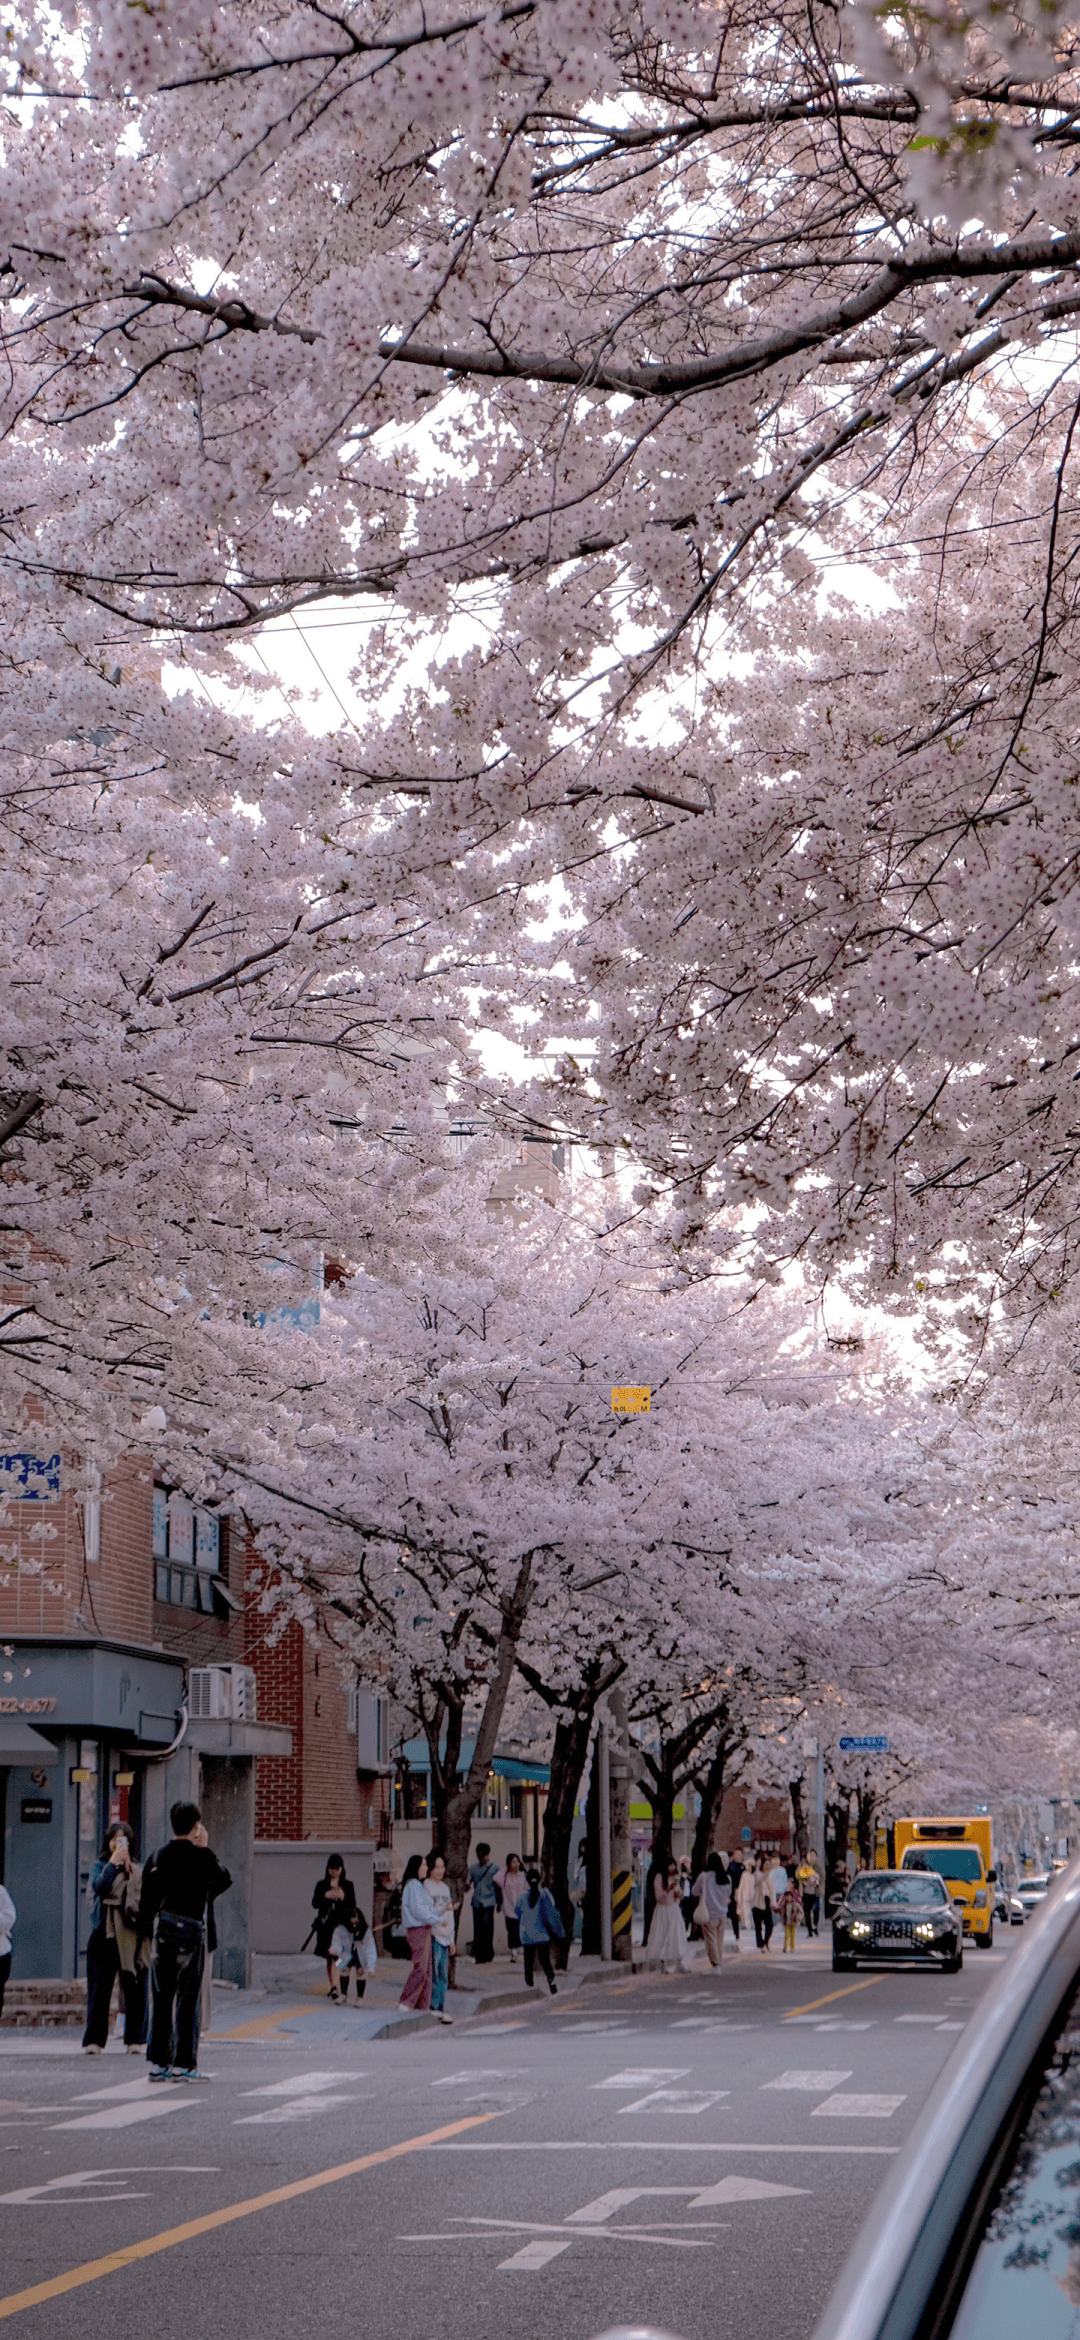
741, 1826, 752, 1842
838, 1734, 889, 1754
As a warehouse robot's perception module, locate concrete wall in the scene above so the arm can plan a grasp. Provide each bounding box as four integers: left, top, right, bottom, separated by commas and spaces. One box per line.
253, 1841, 376, 1953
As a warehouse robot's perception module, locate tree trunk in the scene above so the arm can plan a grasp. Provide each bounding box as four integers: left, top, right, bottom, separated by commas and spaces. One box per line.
789, 1775, 809, 1862
855, 1784, 877, 1868
441, 1553, 535, 1908
581, 1730, 604, 1956
542, 1707, 593, 1969
689, 1732, 733, 1878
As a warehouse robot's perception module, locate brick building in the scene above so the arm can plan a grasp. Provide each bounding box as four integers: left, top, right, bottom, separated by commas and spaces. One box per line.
0, 1445, 392, 1981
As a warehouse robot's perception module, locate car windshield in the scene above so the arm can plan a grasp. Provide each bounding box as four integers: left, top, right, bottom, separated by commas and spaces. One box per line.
902, 1845, 983, 1882
950, 1978, 1080, 2340
848, 1874, 948, 1907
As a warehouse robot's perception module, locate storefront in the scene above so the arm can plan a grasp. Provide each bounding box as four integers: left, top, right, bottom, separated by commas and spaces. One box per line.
0, 1639, 291, 1983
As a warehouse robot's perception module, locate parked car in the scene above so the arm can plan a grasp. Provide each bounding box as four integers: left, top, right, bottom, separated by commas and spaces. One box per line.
810, 1859, 1080, 2340
832, 1868, 964, 1974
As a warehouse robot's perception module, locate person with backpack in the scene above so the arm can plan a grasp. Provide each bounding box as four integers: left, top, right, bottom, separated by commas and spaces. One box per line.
138, 1800, 231, 2082
82, 1821, 146, 2055
468, 1841, 500, 1964
519, 1868, 564, 1993
691, 1850, 730, 1970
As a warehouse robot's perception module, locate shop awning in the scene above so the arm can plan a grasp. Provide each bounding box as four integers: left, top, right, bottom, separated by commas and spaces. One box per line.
0, 1719, 59, 1762
398, 1735, 550, 1786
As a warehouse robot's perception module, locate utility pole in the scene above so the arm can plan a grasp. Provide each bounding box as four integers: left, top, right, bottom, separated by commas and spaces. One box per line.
599, 1723, 612, 1961
803, 1736, 825, 1874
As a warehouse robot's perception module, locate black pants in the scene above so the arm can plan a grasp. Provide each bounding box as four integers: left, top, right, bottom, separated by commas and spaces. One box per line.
472, 1906, 495, 1963
83, 1927, 146, 2048
505, 1916, 521, 1951
524, 1942, 555, 1989
752, 1905, 774, 1949
729, 1905, 740, 1941
0, 1951, 9, 2024
148, 1918, 205, 2071
803, 1894, 820, 1937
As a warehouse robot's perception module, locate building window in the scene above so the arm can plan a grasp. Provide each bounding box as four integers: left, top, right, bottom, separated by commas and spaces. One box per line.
154, 1487, 225, 1609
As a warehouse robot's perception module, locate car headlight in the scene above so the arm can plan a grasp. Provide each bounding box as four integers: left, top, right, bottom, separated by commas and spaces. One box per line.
851, 1922, 871, 1938
973, 1891, 987, 1909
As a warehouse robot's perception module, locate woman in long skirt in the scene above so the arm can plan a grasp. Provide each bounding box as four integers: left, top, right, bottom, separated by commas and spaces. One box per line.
398, 1854, 441, 2012
649, 1859, 689, 1974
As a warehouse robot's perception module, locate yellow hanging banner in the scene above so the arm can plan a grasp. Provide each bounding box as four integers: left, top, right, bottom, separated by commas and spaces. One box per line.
611, 1386, 651, 1413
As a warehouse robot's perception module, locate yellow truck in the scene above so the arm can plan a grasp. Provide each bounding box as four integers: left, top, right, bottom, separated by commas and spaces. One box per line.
893, 1816, 996, 1949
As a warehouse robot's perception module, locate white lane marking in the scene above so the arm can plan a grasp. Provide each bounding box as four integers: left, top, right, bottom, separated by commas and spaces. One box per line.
234, 2094, 361, 2125
432, 2069, 523, 2086
813, 2021, 875, 2032
567, 2179, 807, 2220
617, 2090, 729, 2116
241, 2073, 367, 2098
592, 2068, 690, 2090
472, 2023, 528, 2034
431, 2140, 901, 2154
0, 2164, 216, 2206
762, 2071, 853, 2091
690, 2175, 808, 2203
66, 2079, 159, 2104
50, 2098, 205, 2132
500, 2240, 574, 2269
671, 2019, 756, 2032
936, 2021, 964, 2031
812, 2094, 906, 2119
459, 2215, 716, 2248
555, 2023, 633, 2035
894, 2014, 945, 2025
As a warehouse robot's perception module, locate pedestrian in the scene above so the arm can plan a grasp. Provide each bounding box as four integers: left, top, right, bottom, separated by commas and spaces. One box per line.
83, 1821, 147, 2056
725, 1850, 745, 1949
468, 1841, 500, 1964
0, 1878, 15, 2024
797, 1850, 822, 1937
679, 1854, 696, 1936
649, 1858, 690, 1974
768, 1853, 790, 1911
778, 1875, 804, 1952
425, 1852, 456, 2025
311, 1853, 359, 2000
692, 1850, 729, 1970
139, 1799, 231, 2082
519, 1868, 564, 1993
498, 1852, 527, 1962
643, 1838, 672, 1949
735, 1855, 755, 1947
398, 1852, 441, 2013
750, 1854, 775, 1952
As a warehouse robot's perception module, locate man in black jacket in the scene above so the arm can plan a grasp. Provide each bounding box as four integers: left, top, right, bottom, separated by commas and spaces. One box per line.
139, 1800, 231, 2081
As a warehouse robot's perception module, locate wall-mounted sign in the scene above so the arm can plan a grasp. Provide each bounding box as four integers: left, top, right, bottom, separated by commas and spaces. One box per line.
0, 1697, 57, 1716
0, 1452, 60, 1501
838, 1734, 889, 1754
612, 1387, 651, 1414
21, 1798, 52, 1823
69, 1767, 96, 1784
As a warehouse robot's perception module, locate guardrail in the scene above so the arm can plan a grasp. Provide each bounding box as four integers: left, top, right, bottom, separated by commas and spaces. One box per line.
811, 1860, 1080, 2340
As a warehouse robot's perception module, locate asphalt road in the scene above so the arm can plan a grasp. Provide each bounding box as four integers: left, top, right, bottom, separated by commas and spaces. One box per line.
0, 1932, 1017, 2340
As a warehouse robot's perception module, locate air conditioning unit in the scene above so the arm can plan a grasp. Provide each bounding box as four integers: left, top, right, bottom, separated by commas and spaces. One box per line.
189, 1664, 257, 1722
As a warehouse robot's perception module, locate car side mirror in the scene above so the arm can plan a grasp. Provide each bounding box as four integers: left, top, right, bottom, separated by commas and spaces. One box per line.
987, 1869, 997, 1883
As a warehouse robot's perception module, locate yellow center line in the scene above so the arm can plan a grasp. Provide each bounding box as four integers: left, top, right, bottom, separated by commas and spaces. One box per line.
782, 1975, 889, 2019
0, 2113, 500, 2321
205, 2004, 318, 2040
